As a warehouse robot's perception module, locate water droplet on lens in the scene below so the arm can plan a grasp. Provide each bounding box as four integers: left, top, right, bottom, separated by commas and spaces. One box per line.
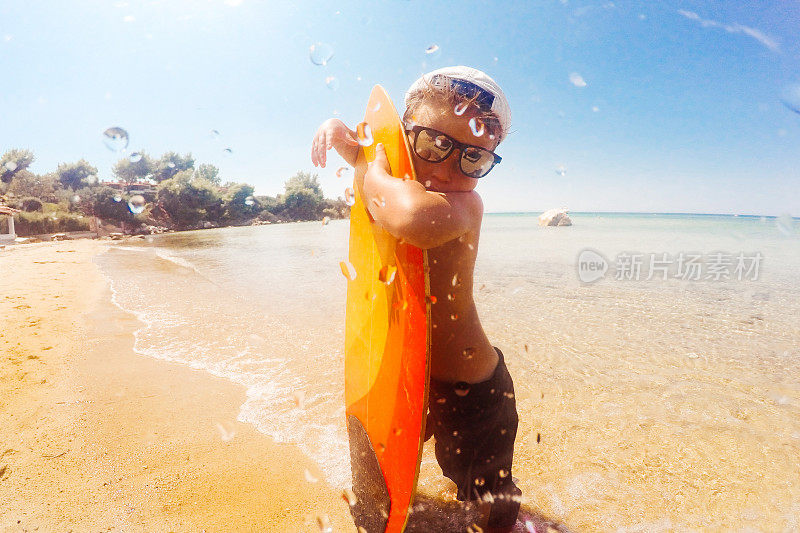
344, 187, 356, 206
304, 469, 318, 483
454, 383, 470, 396
378, 264, 397, 284
776, 214, 795, 236
780, 83, 800, 114
341, 488, 358, 506
447, 293, 455, 301
424, 180, 431, 187
335, 166, 349, 178
454, 102, 468, 116
167, 161, 176, 168
322, 216, 330, 226
71, 194, 81, 204
4, 161, 17, 171
86, 174, 98, 185
498, 468, 509, 478
555, 165, 566, 176
339, 260, 357, 281
113, 195, 122, 203
450, 313, 458, 321
569, 72, 587, 87
451, 273, 461, 287
244, 196, 255, 206
325, 76, 340, 90
474, 477, 485, 487
372, 101, 381, 112
315, 513, 332, 532
128, 195, 146, 214
425, 44, 440, 56
129, 152, 142, 163
102, 127, 129, 152
309, 42, 334, 66
356, 122, 373, 146
468, 117, 485, 137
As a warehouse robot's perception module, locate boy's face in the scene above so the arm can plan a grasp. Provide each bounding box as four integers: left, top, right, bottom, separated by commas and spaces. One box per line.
408, 101, 498, 193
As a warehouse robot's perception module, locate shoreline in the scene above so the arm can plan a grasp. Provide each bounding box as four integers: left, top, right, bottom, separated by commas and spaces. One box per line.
0, 240, 355, 532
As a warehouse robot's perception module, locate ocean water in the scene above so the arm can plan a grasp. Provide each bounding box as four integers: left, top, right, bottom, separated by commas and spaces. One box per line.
96, 213, 800, 531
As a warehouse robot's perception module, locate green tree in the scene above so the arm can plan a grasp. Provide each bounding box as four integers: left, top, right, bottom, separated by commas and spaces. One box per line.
156, 170, 221, 228
113, 151, 156, 184
194, 163, 220, 185
1, 148, 35, 183
7, 171, 58, 202
153, 152, 194, 183
221, 182, 257, 222
55, 159, 99, 190
280, 172, 324, 220
86, 186, 136, 224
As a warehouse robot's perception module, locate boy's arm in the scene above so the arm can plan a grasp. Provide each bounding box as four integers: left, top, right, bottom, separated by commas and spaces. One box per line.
362, 143, 483, 249
311, 119, 359, 168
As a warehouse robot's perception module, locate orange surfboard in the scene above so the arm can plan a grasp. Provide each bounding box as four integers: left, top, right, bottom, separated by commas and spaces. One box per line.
344, 86, 430, 533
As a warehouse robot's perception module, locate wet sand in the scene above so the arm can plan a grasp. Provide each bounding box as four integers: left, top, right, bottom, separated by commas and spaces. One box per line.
0, 240, 355, 532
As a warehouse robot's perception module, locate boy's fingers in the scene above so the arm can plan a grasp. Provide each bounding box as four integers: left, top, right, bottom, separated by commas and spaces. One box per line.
372, 142, 391, 171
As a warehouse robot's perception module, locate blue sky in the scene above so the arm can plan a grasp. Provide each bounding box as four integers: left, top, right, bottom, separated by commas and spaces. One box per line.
0, 0, 798, 215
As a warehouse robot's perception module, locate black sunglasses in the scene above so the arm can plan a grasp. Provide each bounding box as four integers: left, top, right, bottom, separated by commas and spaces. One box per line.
404, 124, 501, 179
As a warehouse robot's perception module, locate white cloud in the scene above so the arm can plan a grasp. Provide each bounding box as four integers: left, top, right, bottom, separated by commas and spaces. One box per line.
569, 72, 587, 87
123, 14, 136, 23
678, 9, 779, 52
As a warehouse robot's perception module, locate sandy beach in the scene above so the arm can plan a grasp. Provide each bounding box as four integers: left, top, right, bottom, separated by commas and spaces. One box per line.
0, 240, 355, 532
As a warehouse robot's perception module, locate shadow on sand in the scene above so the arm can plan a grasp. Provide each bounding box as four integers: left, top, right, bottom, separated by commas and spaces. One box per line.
403, 492, 569, 533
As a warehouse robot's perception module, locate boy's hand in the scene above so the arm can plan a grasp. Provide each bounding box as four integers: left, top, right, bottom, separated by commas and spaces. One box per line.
311, 119, 359, 168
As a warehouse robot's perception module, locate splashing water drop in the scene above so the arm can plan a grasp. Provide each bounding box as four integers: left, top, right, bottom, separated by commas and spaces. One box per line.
335, 166, 349, 178
113, 195, 122, 203
451, 273, 461, 287
498, 468, 509, 478
325, 76, 340, 90
474, 477, 485, 487
244, 196, 255, 206
339, 260, 357, 281
462, 347, 475, 359
129, 152, 142, 163
425, 44, 440, 56
424, 180, 431, 188
223, 147, 233, 155
128, 195, 146, 214
344, 187, 356, 206
454, 102, 468, 116
102, 127, 129, 152
393, 427, 403, 436
85, 174, 98, 185
210, 129, 220, 139
426, 295, 437, 305
378, 264, 397, 285
304, 469, 318, 483
555, 165, 566, 176
525, 520, 537, 533
321, 216, 330, 226
4, 161, 17, 172
447, 293, 455, 301
372, 101, 381, 112
450, 313, 459, 321
71, 195, 81, 204
341, 488, 358, 506
356, 122, 373, 146
467, 524, 484, 533
468, 117, 485, 137
309, 42, 334, 66
167, 161, 176, 168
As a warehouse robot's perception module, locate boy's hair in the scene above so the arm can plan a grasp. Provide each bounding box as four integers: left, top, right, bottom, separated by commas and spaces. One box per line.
403, 76, 505, 143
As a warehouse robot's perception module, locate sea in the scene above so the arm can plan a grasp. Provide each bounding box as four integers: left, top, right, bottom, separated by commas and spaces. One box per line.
96, 212, 800, 531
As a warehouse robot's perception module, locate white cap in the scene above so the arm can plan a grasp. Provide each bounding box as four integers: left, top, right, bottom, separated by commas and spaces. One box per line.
405, 66, 511, 140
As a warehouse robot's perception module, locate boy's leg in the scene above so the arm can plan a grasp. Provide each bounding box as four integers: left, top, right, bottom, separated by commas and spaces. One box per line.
429, 347, 522, 529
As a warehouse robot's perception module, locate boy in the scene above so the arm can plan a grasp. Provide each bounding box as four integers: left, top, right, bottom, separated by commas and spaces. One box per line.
311, 66, 520, 533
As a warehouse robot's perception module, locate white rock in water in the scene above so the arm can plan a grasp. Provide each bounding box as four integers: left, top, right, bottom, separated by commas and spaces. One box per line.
538, 208, 572, 227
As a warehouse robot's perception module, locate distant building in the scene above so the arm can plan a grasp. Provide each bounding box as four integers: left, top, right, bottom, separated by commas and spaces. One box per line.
0, 204, 21, 242
103, 181, 157, 198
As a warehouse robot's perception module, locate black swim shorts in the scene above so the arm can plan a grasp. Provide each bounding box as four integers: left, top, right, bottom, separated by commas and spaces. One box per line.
427, 347, 521, 529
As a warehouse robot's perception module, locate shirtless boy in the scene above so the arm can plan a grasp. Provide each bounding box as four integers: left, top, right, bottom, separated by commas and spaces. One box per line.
311, 66, 520, 532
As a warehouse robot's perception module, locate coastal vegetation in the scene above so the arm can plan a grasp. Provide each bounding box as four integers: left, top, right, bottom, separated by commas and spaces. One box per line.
0, 148, 349, 237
